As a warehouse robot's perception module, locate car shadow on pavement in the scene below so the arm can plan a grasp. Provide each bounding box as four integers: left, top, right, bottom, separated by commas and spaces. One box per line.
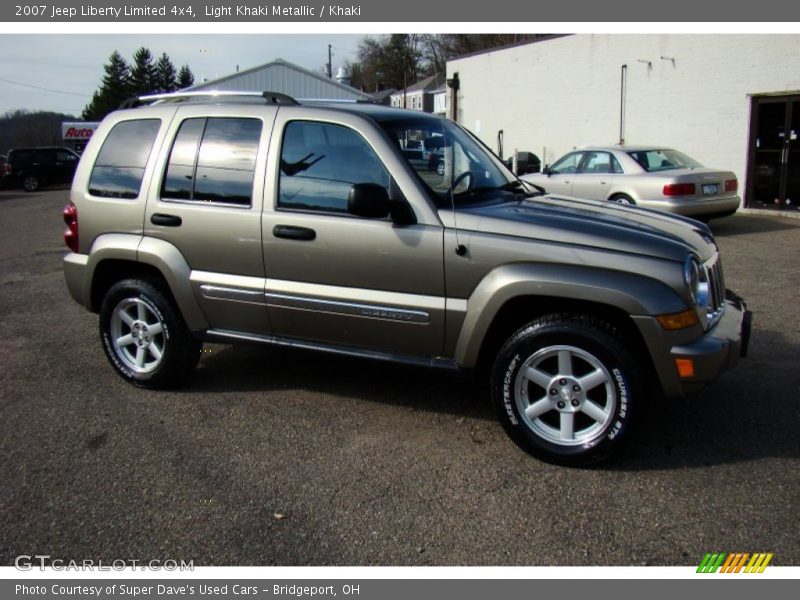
189, 343, 495, 422
710, 214, 800, 237
186, 325, 799, 470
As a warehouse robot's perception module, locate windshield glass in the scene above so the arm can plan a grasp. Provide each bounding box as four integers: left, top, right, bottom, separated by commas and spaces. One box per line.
627, 149, 703, 172
375, 115, 514, 206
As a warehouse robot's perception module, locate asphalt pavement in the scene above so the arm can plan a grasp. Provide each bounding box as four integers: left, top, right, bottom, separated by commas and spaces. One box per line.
1, 188, 798, 566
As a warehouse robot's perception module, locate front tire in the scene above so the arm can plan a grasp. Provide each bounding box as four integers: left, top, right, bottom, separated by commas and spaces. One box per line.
99, 279, 201, 389
491, 314, 640, 465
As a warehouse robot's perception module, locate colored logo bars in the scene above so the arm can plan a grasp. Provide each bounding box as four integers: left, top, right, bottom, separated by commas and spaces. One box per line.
697, 553, 773, 573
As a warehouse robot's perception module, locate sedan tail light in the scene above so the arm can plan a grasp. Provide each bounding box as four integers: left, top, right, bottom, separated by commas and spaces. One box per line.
725, 179, 738, 192
663, 183, 696, 196
63, 202, 78, 253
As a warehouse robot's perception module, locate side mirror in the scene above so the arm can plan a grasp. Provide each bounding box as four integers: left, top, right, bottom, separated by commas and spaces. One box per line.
542, 165, 551, 176
348, 183, 390, 219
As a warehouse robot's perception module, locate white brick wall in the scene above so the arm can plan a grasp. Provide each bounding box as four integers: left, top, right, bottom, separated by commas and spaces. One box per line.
449, 34, 800, 200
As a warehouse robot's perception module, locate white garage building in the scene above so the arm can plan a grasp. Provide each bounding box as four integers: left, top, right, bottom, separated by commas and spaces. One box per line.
448, 35, 800, 210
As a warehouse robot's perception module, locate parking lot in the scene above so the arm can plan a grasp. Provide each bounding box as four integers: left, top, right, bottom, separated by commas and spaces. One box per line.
0, 188, 798, 566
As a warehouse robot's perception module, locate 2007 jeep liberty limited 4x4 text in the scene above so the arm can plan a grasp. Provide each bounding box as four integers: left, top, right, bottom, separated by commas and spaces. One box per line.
63, 91, 751, 464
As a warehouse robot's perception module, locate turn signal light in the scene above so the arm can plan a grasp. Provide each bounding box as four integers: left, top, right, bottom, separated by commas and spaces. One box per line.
663, 183, 696, 196
656, 309, 699, 330
675, 358, 696, 378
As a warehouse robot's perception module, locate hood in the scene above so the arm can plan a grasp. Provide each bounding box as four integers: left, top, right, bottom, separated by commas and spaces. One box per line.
445, 194, 717, 263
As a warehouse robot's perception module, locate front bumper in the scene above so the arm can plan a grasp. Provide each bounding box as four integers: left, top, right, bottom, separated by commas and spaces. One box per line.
666, 290, 751, 395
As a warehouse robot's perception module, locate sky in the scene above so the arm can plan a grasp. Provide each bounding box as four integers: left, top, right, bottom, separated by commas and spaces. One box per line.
0, 34, 365, 117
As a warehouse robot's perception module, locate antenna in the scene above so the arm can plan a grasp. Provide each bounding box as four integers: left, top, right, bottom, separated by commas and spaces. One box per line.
442, 118, 467, 257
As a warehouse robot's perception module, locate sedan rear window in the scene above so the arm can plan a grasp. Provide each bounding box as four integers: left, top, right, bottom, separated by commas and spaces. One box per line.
627, 149, 703, 172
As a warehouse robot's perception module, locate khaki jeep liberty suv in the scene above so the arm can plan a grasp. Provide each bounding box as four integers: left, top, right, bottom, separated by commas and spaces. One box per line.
63, 91, 751, 464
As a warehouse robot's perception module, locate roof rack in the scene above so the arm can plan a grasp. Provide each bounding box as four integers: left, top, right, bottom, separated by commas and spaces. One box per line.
118, 90, 299, 109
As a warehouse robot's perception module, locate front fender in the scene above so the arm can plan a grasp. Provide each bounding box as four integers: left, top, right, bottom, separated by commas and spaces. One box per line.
453, 263, 687, 368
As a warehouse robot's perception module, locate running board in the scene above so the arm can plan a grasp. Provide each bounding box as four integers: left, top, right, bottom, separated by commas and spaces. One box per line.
203, 329, 460, 371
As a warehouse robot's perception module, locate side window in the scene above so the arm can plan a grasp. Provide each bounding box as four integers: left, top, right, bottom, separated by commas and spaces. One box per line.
580, 151, 613, 174
161, 117, 262, 206
57, 150, 77, 162
278, 121, 390, 214
550, 152, 582, 175
611, 155, 624, 174
88, 119, 161, 199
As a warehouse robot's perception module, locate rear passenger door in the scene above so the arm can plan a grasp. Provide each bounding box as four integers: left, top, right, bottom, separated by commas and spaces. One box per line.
260, 111, 446, 358
144, 105, 277, 334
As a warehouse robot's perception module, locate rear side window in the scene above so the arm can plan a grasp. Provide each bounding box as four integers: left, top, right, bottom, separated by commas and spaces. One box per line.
161, 117, 262, 206
88, 119, 160, 199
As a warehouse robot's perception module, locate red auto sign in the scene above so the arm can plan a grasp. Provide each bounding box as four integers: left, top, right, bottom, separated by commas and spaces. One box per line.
61, 122, 99, 141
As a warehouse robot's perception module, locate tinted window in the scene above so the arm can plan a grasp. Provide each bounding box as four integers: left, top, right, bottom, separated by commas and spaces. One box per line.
278, 121, 389, 214
89, 119, 160, 199
161, 117, 261, 206
162, 118, 204, 200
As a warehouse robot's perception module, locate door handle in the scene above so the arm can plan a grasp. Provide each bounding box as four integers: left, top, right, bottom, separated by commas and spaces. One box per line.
150, 213, 182, 227
273, 225, 316, 241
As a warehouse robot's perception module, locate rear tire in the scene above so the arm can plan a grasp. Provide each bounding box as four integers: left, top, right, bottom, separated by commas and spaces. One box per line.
610, 193, 635, 205
23, 174, 41, 192
99, 279, 201, 389
491, 314, 641, 465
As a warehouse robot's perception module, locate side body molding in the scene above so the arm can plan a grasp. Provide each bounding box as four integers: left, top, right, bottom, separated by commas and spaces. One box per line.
453, 263, 687, 368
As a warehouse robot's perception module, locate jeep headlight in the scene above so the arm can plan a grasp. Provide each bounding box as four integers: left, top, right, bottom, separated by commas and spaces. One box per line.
684, 255, 710, 321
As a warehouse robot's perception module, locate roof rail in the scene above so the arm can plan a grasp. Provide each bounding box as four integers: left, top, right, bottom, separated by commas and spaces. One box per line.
118, 90, 299, 109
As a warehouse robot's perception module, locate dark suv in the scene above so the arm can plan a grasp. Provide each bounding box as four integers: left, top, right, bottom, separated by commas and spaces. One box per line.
2, 146, 80, 192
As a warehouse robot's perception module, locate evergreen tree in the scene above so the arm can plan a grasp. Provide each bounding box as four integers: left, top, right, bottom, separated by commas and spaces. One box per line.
154, 53, 178, 93
177, 65, 195, 89
130, 47, 158, 95
81, 51, 131, 120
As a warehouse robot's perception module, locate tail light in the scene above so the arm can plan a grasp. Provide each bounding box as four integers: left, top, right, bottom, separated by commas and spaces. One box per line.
725, 179, 738, 192
63, 202, 78, 253
2, 163, 10, 176
663, 183, 696, 196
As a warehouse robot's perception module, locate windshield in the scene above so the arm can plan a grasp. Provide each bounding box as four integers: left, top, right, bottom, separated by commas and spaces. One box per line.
375, 115, 515, 206
627, 149, 703, 172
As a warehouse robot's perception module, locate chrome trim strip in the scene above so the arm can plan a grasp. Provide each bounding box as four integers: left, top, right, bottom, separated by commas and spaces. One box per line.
199, 284, 266, 305
204, 329, 459, 371
266, 278, 446, 312
264, 292, 430, 324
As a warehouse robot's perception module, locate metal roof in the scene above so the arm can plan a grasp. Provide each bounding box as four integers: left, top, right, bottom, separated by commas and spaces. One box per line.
189, 58, 372, 101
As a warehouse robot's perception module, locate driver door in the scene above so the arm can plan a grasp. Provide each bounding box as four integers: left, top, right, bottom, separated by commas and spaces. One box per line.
261, 112, 446, 358
544, 151, 583, 195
